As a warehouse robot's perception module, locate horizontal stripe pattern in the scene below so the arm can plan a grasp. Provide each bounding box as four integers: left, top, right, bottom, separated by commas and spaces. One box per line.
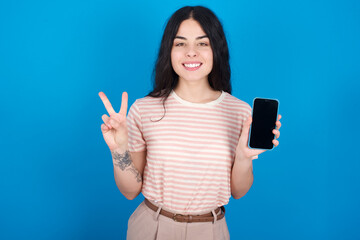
127, 90, 251, 214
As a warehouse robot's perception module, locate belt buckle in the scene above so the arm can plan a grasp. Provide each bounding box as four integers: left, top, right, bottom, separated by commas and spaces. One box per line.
173, 213, 185, 222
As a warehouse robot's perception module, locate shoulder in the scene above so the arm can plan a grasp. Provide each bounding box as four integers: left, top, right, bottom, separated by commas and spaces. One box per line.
129, 95, 165, 115
132, 95, 164, 107
222, 92, 252, 115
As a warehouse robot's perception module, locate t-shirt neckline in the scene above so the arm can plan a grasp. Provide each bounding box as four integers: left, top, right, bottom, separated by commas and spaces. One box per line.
171, 90, 226, 107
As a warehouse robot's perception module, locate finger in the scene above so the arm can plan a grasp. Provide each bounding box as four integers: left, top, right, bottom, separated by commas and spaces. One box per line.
253, 149, 266, 155
276, 120, 282, 130
101, 114, 112, 128
99, 92, 116, 116
272, 129, 280, 139
276, 115, 282, 130
119, 92, 128, 116
101, 123, 109, 132
239, 116, 252, 145
109, 117, 121, 129
272, 139, 279, 147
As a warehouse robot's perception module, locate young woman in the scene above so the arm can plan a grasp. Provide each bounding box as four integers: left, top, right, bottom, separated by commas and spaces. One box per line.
99, 6, 281, 240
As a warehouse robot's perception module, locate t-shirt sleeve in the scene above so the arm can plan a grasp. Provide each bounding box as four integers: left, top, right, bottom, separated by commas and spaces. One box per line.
244, 102, 252, 120
239, 102, 252, 135
127, 100, 146, 152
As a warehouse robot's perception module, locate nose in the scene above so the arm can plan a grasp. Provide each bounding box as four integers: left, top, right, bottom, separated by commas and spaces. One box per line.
186, 46, 198, 57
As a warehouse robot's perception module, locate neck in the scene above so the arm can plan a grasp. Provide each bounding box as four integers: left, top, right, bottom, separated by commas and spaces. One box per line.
173, 78, 221, 103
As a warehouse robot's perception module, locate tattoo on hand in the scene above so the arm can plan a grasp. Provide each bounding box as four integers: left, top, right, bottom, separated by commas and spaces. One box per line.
127, 167, 142, 183
112, 150, 131, 170
111, 150, 142, 183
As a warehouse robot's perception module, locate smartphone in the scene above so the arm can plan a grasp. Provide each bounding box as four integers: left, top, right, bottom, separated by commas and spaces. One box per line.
248, 98, 279, 150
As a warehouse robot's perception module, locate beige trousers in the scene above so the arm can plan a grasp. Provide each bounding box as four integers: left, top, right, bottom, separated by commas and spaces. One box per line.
126, 201, 230, 240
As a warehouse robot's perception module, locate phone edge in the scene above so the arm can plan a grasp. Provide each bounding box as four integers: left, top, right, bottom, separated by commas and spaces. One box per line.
247, 97, 280, 151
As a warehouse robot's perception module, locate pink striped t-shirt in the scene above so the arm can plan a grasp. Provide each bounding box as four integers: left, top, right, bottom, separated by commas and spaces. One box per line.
127, 90, 251, 214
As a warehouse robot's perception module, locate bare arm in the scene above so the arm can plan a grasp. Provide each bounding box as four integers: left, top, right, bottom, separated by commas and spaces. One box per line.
231, 159, 253, 199
98, 92, 148, 200
231, 115, 281, 199
111, 147, 146, 200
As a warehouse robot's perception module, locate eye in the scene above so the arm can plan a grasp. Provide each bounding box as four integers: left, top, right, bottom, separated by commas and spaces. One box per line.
174, 42, 185, 47
198, 42, 209, 46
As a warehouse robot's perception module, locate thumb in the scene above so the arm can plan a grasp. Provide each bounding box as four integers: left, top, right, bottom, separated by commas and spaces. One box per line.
109, 117, 121, 130
239, 116, 252, 145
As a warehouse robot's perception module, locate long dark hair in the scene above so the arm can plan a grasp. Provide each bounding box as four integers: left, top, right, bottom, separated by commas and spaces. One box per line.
147, 6, 231, 119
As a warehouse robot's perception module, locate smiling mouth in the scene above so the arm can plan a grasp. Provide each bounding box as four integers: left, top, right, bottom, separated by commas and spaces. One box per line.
183, 63, 202, 71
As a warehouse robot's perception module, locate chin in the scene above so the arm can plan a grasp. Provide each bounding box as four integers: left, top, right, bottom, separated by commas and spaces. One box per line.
182, 76, 207, 82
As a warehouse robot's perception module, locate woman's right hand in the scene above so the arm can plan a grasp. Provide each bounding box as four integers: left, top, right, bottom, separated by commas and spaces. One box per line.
98, 91, 129, 151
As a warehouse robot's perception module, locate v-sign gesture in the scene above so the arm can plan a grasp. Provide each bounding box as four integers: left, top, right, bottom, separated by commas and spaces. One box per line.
99, 91, 129, 151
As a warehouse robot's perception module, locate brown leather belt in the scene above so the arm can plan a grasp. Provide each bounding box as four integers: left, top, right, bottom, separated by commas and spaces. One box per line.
144, 198, 225, 223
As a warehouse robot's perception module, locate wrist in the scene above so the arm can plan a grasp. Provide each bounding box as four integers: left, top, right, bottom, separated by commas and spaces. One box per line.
110, 143, 128, 153
111, 148, 132, 170
234, 155, 253, 164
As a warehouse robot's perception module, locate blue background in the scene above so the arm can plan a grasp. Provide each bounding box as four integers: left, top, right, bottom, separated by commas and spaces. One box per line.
1, 0, 359, 239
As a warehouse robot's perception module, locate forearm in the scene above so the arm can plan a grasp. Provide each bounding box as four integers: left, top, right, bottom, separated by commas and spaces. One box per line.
111, 147, 142, 200
231, 158, 254, 199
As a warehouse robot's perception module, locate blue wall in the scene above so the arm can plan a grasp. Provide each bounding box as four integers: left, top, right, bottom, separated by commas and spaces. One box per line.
1, 0, 359, 239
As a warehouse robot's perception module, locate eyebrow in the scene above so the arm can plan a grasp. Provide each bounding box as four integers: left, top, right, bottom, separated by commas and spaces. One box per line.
174, 35, 208, 40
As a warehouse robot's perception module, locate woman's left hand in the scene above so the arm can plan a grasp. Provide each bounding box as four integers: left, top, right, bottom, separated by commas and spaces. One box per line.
235, 114, 282, 162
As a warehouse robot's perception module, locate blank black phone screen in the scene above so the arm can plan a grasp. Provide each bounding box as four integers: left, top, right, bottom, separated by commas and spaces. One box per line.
249, 98, 279, 149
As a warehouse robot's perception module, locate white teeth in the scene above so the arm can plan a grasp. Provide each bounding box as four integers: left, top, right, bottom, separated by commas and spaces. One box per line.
184, 63, 201, 68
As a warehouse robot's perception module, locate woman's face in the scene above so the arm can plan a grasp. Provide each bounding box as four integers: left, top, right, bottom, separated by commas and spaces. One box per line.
171, 19, 213, 84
